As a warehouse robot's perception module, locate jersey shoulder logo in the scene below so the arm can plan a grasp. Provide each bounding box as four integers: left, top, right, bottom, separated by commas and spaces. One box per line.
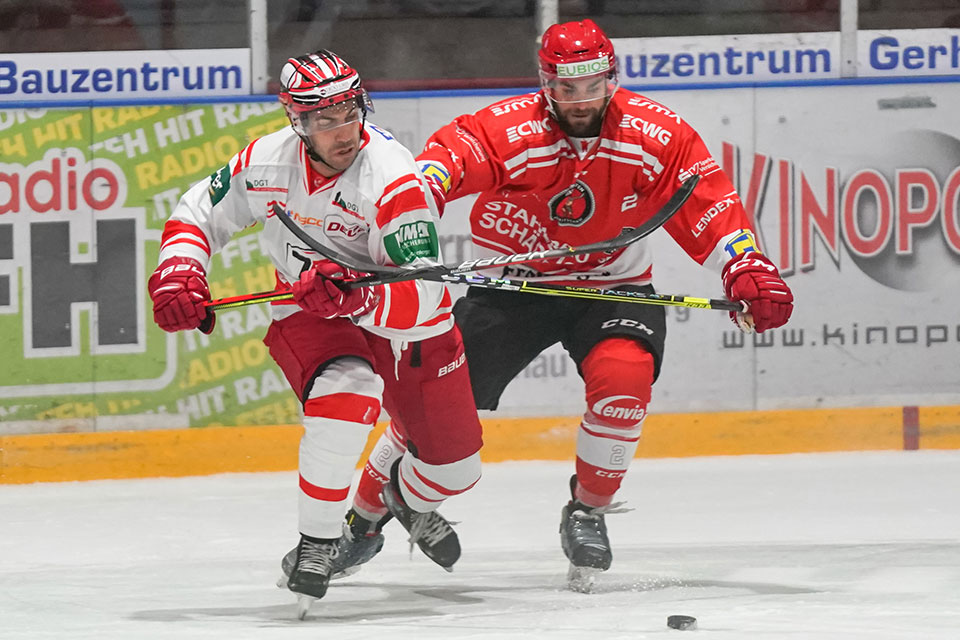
208, 165, 231, 205
548, 180, 595, 226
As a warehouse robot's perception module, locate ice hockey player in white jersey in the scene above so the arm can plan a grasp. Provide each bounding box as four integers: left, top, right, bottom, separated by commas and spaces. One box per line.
147, 50, 484, 618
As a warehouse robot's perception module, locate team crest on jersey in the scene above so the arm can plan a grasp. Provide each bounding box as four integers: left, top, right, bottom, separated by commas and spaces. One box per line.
548, 180, 595, 226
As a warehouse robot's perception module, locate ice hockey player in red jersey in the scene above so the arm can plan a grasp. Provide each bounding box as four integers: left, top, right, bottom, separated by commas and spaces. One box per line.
346, 19, 794, 591
146, 50, 483, 616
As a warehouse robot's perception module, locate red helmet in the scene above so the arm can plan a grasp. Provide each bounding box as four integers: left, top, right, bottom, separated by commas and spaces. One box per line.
278, 49, 373, 137
538, 19, 616, 80
279, 49, 367, 111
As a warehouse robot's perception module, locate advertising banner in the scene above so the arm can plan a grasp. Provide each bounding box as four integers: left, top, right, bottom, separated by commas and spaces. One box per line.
0, 49, 251, 102
2, 79, 959, 434
648, 82, 960, 412
612, 28, 960, 85
613, 31, 840, 85
857, 29, 960, 78
0, 102, 290, 433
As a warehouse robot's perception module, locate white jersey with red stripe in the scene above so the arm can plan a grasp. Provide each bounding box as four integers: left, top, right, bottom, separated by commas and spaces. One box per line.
159, 122, 453, 342
417, 88, 760, 287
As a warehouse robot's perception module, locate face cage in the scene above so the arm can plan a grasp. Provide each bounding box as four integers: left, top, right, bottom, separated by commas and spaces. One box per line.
539, 68, 619, 105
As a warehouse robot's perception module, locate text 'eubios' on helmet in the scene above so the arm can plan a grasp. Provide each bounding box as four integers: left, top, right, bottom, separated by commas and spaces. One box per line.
538, 19, 619, 105
278, 49, 374, 136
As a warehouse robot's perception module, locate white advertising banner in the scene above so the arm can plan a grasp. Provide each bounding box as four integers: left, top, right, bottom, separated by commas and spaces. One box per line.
611, 29, 960, 85
613, 31, 840, 85
857, 29, 960, 78
370, 80, 960, 416
0, 49, 251, 102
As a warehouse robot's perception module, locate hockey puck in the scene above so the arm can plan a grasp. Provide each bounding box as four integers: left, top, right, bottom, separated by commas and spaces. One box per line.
667, 615, 697, 630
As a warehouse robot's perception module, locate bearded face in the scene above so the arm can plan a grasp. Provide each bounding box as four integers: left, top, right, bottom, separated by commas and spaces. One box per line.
544, 75, 611, 138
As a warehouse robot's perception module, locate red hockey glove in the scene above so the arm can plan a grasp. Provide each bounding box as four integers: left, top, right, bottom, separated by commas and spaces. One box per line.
292, 260, 383, 320
148, 256, 215, 334
721, 252, 794, 333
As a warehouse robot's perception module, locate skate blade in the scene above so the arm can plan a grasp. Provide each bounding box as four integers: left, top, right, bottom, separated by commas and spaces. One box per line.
279, 564, 359, 590
296, 594, 315, 620
330, 565, 361, 581
567, 564, 601, 593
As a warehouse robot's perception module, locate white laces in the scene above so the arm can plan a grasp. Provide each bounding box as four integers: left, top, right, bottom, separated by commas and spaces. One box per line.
299, 540, 340, 574
407, 512, 457, 553
574, 500, 632, 519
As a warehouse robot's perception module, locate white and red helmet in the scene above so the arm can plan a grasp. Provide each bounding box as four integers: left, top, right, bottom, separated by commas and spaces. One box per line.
278, 50, 373, 135
538, 19, 618, 104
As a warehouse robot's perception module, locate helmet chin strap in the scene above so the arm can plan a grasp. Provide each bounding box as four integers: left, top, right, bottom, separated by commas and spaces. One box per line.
301, 135, 336, 168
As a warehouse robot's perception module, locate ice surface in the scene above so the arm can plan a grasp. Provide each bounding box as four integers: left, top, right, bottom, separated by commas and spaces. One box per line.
2, 451, 959, 639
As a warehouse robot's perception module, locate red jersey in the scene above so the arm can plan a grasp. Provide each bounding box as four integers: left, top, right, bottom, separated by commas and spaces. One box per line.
417, 88, 759, 286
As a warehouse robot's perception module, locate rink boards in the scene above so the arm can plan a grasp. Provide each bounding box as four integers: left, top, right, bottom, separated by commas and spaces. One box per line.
2, 77, 960, 483
2, 404, 959, 484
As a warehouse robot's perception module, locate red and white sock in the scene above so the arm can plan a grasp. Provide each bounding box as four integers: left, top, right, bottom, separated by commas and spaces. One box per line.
297, 358, 382, 538
352, 420, 406, 520
574, 338, 654, 507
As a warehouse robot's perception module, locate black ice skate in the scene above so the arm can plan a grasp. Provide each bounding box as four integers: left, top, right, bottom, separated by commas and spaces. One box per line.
285, 534, 339, 619
381, 473, 461, 571
559, 475, 630, 593
336, 508, 388, 574
278, 509, 387, 588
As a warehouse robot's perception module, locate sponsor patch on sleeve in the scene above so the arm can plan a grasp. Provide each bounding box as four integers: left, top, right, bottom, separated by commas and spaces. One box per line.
723, 229, 759, 258
418, 160, 452, 193
383, 220, 440, 265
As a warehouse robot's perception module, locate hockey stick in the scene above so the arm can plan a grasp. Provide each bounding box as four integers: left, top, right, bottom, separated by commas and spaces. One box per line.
207, 290, 295, 309
205, 174, 735, 311
270, 174, 701, 287
205, 272, 745, 312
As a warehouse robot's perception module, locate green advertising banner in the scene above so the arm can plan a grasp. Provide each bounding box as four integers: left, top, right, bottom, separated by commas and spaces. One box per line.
0, 102, 300, 434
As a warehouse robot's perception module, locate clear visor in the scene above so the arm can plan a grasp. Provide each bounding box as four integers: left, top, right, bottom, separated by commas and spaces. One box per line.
540, 68, 618, 105
288, 99, 363, 135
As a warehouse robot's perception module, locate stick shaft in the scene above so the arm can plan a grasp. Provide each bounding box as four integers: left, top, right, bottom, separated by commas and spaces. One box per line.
205, 273, 742, 312
273, 175, 700, 287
